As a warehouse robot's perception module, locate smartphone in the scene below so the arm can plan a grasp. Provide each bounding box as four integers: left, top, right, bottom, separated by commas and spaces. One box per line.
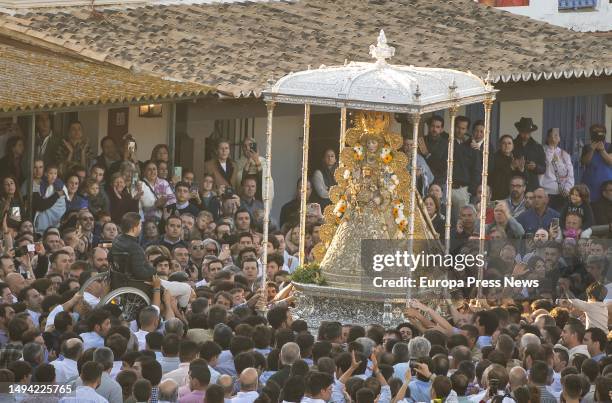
10, 207, 20, 222
99, 242, 113, 249
551, 218, 560, 228
174, 166, 182, 179
127, 141, 136, 153
132, 172, 139, 192
26, 244, 35, 253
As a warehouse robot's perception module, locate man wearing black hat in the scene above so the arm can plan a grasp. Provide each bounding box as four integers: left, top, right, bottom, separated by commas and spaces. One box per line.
513, 117, 546, 192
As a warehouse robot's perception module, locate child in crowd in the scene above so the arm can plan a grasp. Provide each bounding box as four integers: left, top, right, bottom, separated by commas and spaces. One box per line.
559, 184, 594, 232
33, 164, 66, 233
83, 178, 108, 216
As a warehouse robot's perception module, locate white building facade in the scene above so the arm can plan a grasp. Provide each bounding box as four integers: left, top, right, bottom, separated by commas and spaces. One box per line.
488, 0, 612, 32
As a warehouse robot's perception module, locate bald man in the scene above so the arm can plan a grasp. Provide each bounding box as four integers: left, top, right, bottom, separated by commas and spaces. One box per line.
90, 247, 109, 272
217, 374, 234, 399
158, 379, 179, 402
6, 272, 27, 296
230, 368, 259, 403
51, 338, 83, 382
508, 366, 527, 394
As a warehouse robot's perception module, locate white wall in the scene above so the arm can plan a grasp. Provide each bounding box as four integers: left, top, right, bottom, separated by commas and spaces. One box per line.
498, 0, 612, 32
127, 104, 169, 161
78, 110, 102, 155
499, 99, 544, 142
252, 115, 304, 217
185, 101, 304, 220
79, 104, 168, 159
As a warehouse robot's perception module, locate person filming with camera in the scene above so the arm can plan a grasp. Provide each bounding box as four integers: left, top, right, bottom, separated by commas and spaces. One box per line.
236, 137, 273, 202
581, 124, 612, 203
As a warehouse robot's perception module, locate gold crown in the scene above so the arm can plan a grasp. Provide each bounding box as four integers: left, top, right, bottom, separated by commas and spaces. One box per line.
355, 111, 391, 136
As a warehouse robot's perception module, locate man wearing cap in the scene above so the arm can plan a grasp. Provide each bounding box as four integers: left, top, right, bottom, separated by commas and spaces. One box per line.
513, 117, 546, 192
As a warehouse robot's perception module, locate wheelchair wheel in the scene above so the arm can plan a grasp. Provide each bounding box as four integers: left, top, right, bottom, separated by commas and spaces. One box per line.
98, 287, 151, 322
79, 271, 110, 295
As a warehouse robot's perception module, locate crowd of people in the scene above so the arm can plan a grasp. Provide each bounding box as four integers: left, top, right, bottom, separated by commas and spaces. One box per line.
0, 111, 607, 402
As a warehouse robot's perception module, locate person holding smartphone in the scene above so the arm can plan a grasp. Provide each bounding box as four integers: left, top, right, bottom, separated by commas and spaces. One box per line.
0, 176, 25, 230
235, 137, 274, 202
581, 124, 612, 203
516, 188, 560, 235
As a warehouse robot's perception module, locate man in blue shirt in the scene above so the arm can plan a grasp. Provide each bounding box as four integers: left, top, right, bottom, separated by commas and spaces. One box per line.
517, 188, 559, 234
584, 328, 607, 362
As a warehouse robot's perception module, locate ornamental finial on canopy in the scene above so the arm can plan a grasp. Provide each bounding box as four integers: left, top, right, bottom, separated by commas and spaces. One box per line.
369, 30, 395, 66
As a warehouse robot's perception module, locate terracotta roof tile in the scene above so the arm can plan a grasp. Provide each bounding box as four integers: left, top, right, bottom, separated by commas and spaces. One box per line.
1, 0, 611, 96
0, 37, 217, 113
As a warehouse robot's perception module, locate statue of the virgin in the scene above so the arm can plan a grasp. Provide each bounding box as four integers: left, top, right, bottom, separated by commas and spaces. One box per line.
311, 111, 438, 289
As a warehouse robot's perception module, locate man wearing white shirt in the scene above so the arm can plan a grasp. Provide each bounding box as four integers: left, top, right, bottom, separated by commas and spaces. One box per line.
79, 271, 105, 308
550, 345, 569, 395
79, 309, 111, 350
134, 306, 160, 351
105, 333, 129, 379
60, 361, 108, 403
18, 287, 43, 328
283, 250, 299, 274
231, 368, 261, 403
300, 371, 334, 403
561, 320, 590, 360
272, 233, 299, 273
52, 338, 82, 383
162, 339, 199, 387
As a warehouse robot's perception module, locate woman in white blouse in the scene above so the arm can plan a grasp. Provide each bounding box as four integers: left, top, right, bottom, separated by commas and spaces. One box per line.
139, 160, 176, 221
540, 128, 574, 211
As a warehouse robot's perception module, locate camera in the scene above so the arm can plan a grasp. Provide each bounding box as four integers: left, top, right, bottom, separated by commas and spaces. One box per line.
409, 361, 419, 376
14, 244, 35, 258
250, 142, 257, 152
222, 187, 235, 200
590, 126, 606, 143
98, 241, 113, 249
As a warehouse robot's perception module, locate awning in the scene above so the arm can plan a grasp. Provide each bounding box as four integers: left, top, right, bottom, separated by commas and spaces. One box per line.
0, 36, 218, 114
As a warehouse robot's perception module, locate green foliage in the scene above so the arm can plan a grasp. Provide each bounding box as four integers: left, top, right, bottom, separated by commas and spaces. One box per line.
291, 263, 327, 285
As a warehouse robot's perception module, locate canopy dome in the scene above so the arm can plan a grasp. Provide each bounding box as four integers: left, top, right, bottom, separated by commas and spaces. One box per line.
264, 30, 496, 113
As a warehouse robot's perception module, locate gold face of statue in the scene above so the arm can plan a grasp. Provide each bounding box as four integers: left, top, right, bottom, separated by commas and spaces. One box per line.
366, 138, 379, 153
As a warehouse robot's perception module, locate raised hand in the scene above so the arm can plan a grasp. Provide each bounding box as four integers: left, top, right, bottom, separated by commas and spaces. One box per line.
350, 350, 361, 371
62, 139, 74, 154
